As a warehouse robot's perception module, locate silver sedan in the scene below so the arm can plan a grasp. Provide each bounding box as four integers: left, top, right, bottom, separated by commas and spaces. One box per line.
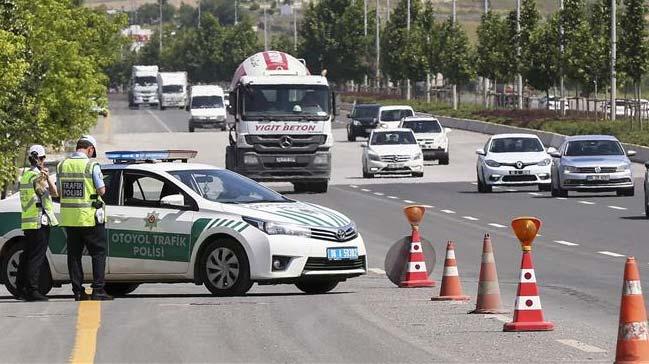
549, 135, 636, 197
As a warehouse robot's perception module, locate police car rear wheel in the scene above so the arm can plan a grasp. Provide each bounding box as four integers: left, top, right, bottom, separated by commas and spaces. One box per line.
103, 283, 139, 297
1, 241, 52, 298
200, 239, 252, 296
295, 280, 339, 294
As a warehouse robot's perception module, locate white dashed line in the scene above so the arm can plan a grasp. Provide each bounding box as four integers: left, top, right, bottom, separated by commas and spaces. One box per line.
403, 199, 416, 204
608, 205, 627, 210
471, 182, 478, 185
374, 192, 385, 196
387, 196, 399, 199
598, 251, 625, 258
421, 204, 434, 208
485, 314, 510, 323
506, 189, 517, 192
146, 110, 174, 132
488, 223, 507, 228
555, 197, 567, 200
361, 189, 371, 192
554, 240, 579, 247
578, 200, 596, 205
349, 185, 358, 188
528, 192, 542, 196
462, 216, 479, 221
556, 339, 606, 353
440, 209, 456, 214
368, 268, 386, 275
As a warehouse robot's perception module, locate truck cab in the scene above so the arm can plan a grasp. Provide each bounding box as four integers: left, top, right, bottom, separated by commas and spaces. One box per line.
129, 65, 159, 108
157, 71, 188, 110
226, 51, 335, 193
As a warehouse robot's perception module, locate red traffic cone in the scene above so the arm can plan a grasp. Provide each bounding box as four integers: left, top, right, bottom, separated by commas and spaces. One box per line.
399, 228, 436, 288
431, 241, 470, 301
615, 257, 649, 363
470, 234, 507, 314
503, 250, 554, 331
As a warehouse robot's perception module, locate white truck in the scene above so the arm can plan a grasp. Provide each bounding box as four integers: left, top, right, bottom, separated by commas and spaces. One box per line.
187, 85, 227, 132
157, 71, 188, 110
226, 51, 335, 193
129, 65, 159, 108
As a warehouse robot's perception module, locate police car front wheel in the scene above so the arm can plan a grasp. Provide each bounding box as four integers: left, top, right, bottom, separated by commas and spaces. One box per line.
200, 238, 253, 296
1, 241, 53, 298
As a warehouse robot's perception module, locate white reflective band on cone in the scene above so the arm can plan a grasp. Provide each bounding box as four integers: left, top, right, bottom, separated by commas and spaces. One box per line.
514, 295, 542, 310
619, 321, 649, 340
481, 252, 495, 264
478, 280, 501, 294
408, 262, 427, 272
410, 243, 422, 253
519, 268, 537, 283
446, 249, 456, 260
623, 280, 643, 295
443, 266, 458, 277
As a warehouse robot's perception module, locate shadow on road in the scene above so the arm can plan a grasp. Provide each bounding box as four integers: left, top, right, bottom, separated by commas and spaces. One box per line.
620, 216, 648, 221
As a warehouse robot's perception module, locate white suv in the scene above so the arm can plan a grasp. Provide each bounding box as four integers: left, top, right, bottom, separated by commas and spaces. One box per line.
377, 105, 415, 128
400, 116, 451, 165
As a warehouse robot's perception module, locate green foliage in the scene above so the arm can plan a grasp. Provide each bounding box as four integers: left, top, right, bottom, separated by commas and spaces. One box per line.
619, 0, 649, 84
380, 0, 427, 82
476, 11, 510, 82
438, 19, 475, 87
526, 15, 560, 94
270, 33, 295, 54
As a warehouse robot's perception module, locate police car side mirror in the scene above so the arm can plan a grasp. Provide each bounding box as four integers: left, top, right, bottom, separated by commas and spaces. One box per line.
160, 194, 185, 208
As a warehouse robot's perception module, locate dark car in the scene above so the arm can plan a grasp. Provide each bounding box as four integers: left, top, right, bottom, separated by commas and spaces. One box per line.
347, 104, 380, 141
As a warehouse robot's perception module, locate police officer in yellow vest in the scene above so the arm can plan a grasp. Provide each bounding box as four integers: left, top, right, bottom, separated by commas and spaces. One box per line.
57, 135, 113, 301
16, 145, 58, 301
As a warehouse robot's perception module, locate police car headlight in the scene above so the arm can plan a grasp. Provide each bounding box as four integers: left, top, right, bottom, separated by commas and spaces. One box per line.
243, 217, 311, 237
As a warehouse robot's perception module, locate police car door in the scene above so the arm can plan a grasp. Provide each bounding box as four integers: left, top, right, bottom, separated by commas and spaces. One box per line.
107, 170, 195, 274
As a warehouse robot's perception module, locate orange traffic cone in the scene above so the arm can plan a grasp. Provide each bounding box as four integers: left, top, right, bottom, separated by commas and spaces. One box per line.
431, 241, 470, 301
615, 257, 649, 363
399, 227, 436, 288
470, 234, 506, 314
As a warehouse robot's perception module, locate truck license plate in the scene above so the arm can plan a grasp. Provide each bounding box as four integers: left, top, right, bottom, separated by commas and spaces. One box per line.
276, 157, 296, 163
327, 248, 359, 261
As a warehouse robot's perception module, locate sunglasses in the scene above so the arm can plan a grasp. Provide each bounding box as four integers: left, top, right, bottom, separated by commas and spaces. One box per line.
38, 156, 46, 161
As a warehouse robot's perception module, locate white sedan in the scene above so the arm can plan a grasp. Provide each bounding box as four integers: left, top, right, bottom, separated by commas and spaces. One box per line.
476, 134, 552, 193
0, 151, 366, 298
362, 128, 423, 178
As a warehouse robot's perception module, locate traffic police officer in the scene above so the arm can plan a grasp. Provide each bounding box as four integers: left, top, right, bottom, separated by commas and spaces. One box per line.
16, 145, 58, 301
57, 135, 112, 301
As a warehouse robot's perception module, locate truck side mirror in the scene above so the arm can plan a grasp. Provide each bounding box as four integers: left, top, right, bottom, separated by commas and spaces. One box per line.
228, 91, 237, 116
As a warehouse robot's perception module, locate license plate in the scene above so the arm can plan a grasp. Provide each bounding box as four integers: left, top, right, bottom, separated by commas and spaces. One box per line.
509, 170, 531, 175
587, 174, 610, 181
327, 247, 359, 261
276, 157, 296, 163
388, 163, 404, 168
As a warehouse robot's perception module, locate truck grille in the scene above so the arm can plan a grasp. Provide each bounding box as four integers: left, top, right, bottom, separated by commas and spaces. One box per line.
575, 167, 618, 173
380, 155, 411, 162
310, 225, 357, 242
245, 135, 326, 154
303, 256, 366, 271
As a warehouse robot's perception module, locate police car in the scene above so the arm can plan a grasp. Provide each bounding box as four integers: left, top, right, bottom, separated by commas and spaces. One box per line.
0, 151, 366, 297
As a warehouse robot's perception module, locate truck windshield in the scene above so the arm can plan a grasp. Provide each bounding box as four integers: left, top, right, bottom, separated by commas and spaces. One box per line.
192, 96, 223, 109
243, 85, 330, 118
162, 85, 183, 93
135, 76, 156, 86
168, 169, 290, 204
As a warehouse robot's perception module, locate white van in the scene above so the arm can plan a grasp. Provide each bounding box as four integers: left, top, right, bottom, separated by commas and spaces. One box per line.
157, 72, 188, 110
188, 85, 227, 132
377, 105, 415, 128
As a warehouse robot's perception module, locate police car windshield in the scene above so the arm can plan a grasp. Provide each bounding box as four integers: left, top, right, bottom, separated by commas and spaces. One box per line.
168, 169, 290, 204
192, 96, 223, 109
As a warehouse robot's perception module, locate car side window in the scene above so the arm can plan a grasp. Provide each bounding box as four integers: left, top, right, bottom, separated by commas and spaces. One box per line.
122, 171, 185, 209
101, 169, 119, 206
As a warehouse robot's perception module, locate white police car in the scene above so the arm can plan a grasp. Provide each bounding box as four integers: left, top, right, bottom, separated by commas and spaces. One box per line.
0, 151, 366, 297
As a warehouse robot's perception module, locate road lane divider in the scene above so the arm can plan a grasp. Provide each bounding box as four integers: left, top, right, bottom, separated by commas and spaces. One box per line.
598, 251, 625, 258
554, 240, 579, 247
555, 197, 568, 200
528, 192, 542, 196
556, 340, 606, 353
373, 192, 385, 196
578, 201, 596, 205
361, 188, 371, 192
349, 185, 358, 188
403, 199, 415, 204
440, 209, 455, 214
69, 301, 101, 364
387, 196, 399, 199
608, 205, 628, 210
399, 205, 436, 288
145, 110, 173, 133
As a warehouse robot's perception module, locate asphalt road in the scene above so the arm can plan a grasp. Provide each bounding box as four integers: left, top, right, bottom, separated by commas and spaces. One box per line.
1, 94, 647, 363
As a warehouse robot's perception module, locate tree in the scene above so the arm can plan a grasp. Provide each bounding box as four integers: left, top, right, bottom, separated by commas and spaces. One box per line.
476, 11, 510, 89
561, 0, 597, 95
135, 1, 176, 25
519, 0, 540, 82
526, 15, 561, 98
585, 0, 613, 97
438, 19, 475, 103
619, 0, 649, 127
270, 33, 295, 53
418, 1, 441, 79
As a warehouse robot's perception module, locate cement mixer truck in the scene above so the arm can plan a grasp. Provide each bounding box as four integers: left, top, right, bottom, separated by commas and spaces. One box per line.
226, 51, 335, 193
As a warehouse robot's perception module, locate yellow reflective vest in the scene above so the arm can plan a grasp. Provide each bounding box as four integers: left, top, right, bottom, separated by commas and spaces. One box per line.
57, 158, 103, 227
19, 168, 58, 230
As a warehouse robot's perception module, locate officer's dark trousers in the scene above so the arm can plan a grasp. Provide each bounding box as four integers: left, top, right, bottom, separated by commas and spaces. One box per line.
17, 226, 50, 293
65, 224, 106, 293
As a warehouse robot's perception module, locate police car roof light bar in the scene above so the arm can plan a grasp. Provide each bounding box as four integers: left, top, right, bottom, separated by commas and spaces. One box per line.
105, 150, 198, 164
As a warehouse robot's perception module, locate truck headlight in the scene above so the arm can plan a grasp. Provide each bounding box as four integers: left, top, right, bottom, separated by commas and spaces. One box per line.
537, 158, 551, 166
243, 217, 311, 237
313, 154, 329, 165
485, 159, 501, 167
243, 154, 259, 165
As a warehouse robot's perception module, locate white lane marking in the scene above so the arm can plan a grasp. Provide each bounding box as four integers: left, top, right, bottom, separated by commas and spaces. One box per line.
440, 209, 455, 214
506, 189, 517, 192
608, 205, 627, 210
471, 182, 478, 185
578, 200, 596, 205
349, 185, 358, 188
493, 187, 502, 189
374, 192, 385, 196
361, 189, 371, 192
556, 339, 607, 353
403, 200, 415, 204
536, 234, 543, 237
554, 240, 579, 247
462, 216, 479, 221
145, 110, 173, 133
555, 197, 567, 200
421, 204, 434, 208
528, 192, 542, 196
488, 223, 507, 228
387, 196, 399, 199
368, 268, 386, 275
598, 251, 625, 258
485, 314, 510, 323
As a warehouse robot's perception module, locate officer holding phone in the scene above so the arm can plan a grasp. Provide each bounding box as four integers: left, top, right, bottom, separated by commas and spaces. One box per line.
57, 135, 112, 301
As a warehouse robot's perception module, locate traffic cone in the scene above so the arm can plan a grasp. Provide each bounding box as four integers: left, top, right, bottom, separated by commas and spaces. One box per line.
399, 227, 436, 288
431, 241, 470, 301
614, 257, 649, 363
503, 250, 554, 331
470, 234, 507, 314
